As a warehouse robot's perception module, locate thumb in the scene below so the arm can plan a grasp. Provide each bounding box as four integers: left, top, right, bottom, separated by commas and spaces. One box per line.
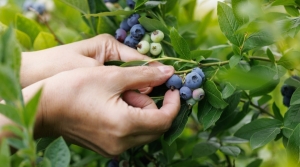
119, 65, 174, 90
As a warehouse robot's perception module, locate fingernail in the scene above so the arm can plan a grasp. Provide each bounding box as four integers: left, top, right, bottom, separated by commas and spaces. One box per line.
157, 66, 173, 74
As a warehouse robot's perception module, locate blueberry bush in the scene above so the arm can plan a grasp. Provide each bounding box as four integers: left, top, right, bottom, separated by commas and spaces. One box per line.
1, 0, 300, 166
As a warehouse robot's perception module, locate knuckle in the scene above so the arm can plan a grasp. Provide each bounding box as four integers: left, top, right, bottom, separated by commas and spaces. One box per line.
140, 66, 155, 77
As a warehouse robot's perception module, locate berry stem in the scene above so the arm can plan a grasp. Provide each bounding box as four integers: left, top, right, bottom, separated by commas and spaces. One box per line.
199, 56, 274, 67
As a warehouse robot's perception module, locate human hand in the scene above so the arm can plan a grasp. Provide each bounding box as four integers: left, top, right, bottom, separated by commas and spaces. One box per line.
21, 34, 152, 88
24, 65, 180, 157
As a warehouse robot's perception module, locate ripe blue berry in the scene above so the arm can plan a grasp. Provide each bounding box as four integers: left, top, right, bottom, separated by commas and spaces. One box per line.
127, 14, 140, 27
124, 35, 139, 48
126, 0, 135, 9
130, 24, 145, 40
166, 74, 182, 90
32, 2, 45, 14
137, 41, 150, 54
281, 85, 296, 97
186, 98, 197, 106
184, 72, 202, 89
283, 96, 291, 107
192, 88, 205, 101
107, 159, 119, 167
150, 43, 162, 56
192, 67, 205, 80
180, 86, 192, 100
120, 19, 131, 32
115, 28, 127, 42
151, 30, 164, 42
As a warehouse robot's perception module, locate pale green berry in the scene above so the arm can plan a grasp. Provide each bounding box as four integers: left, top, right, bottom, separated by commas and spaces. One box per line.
186, 98, 197, 106
151, 30, 164, 42
141, 34, 151, 43
150, 43, 162, 56
137, 41, 150, 54
192, 88, 205, 101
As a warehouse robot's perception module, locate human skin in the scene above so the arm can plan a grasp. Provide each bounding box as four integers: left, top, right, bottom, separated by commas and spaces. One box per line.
0, 34, 181, 157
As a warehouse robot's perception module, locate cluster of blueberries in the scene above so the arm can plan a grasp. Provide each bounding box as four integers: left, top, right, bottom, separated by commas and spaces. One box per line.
166, 67, 206, 106
136, 30, 164, 56
23, 0, 46, 15
281, 76, 299, 107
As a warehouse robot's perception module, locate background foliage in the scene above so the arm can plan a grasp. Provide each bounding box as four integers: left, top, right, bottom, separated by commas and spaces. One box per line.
1, 0, 300, 166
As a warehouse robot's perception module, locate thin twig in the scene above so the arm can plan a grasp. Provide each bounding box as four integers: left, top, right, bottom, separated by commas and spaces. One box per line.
240, 99, 274, 118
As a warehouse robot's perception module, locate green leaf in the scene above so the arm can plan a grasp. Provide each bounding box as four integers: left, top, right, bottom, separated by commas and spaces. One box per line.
283, 104, 300, 138
272, 0, 296, 6
0, 139, 10, 167
217, 2, 244, 46
232, 0, 249, 25
197, 99, 223, 130
37, 157, 51, 167
37, 137, 56, 152
15, 14, 41, 43
222, 82, 236, 99
190, 49, 211, 62
203, 80, 228, 109
257, 94, 272, 105
219, 146, 241, 157
0, 66, 21, 102
170, 27, 190, 59
97, 16, 117, 35
287, 123, 300, 166
33, 32, 58, 50
229, 55, 242, 68
60, 0, 90, 14
192, 142, 220, 158
250, 127, 281, 149
139, 16, 169, 36
24, 88, 42, 128
85, 10, 134, 17
243, 30, 275, 51
284, 6, 300, 17
120, 61, 148, 67
0, 104, 21, 125
161, 139, 177, 163
104, 60, 125, 66
285, 76, 300, 88
290, 88, 300, 106
272, 102, 283, 122
235, 118, 282, 140
221, 136, 248, 144
266, 48, 276, 64
246, 159, 263, 167
278, 51, 300, 70
164, 103, 191, 145
44, 137, 70, 167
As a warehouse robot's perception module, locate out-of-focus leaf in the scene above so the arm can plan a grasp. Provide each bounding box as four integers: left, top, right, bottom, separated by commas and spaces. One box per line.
290, 88, 300, 106
278, 51, 300, 70
229, 55, 242, 68
219, 146, 241, 157
232, 0, 249, 25
246, 159, 263, 167
250, 127, 281, 149
287, 123, 300, 166
60, 0, 89, 14
97, 16, 117, 35
190, 49, 211, 62
0, 66, 21, 102
192, 142, 220, 158
285, 76, 300, 88
44, 137, 70, 167
272, 102, 283, 122
0, 139, 10, 167
284, 6, 299, 17
33, 32, 58, 50
24, 88, 42, 128
15, 14, 41, 43
283, 104, 300, 138
139, 16, 169, 36
170, 27, 190, 60
272, 0, 296, 6
222, 82, 236, 99
266, 48, 276, 64
161, 139, 177, 163
0, 104, 21, 125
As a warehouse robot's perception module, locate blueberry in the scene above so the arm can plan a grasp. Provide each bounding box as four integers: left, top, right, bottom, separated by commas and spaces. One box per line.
23, 0, 34, 11
151, 30, 164, 42
120, 19, 131, 32
180, 86, 192, 100
192, 67, 205, 80
281, 85, 296, 97
107, 159, 119, 167
126, 0, 135, 9
166, 74, 182, 90
127, 14, 140, 27
192, 88, 205, 101
115, 28, 127, 42
150, 43, 162, 56
184, 72, 202, 89
283, 96, 291, 107
124, 35, 139, 48
104, 0, 118, 3
32, 2, 45, 15
130, 24, 145, 40
186, 98, 197, 106
137, 41, 150, 54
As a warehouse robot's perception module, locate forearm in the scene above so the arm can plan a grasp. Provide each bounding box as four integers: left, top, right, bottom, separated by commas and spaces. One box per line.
20, 47, 99, 88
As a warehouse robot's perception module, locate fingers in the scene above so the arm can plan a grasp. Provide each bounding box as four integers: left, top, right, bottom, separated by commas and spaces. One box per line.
122, 91, 157, 109
115, 65, 174, 90
126, 89, 180, 134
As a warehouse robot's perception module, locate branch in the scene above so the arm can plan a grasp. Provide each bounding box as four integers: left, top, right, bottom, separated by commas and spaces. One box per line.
240, 99, 274, 118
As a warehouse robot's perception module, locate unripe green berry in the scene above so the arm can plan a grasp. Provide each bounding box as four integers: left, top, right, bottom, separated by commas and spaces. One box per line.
137, 41, 150, 54
186, 98, 197, 106
141, 34, 151, 43
192, 88, 205, 101
151, 30, 164, 42
150, 43, 162, 56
